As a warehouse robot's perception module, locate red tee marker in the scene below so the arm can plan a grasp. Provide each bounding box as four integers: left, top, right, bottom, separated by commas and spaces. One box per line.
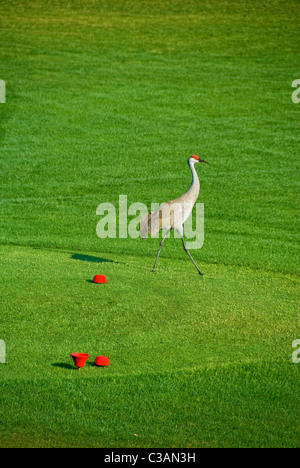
70, 353, 90, 370
94, 356, 109, 367
93, 275, 107, 284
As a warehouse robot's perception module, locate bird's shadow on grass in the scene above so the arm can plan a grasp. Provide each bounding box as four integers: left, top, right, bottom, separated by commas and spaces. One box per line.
71, 253, 120, 264
51, 363, 77, 370
71, 252, 150, 273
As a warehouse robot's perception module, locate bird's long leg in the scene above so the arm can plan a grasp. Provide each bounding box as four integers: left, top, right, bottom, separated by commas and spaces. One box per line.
181, 237, 204, 276
152, 230, 171, 272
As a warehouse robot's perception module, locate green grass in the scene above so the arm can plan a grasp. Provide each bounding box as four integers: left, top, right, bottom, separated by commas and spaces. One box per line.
0, 0, 299, 448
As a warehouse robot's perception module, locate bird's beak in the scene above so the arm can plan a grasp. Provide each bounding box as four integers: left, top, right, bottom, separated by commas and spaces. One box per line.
199, 159, 210, 164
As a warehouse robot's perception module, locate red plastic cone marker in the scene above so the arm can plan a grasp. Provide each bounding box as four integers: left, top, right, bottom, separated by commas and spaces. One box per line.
70, 353, 90, 370
94, 356, 109, 367
93, 275, 107, 284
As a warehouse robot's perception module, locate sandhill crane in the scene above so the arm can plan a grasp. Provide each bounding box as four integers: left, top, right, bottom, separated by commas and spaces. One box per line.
140, 155, 210, 275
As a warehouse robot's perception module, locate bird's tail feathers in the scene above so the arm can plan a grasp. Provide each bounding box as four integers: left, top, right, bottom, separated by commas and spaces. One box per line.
139, 211, 161, 238
139, 212, 152, 239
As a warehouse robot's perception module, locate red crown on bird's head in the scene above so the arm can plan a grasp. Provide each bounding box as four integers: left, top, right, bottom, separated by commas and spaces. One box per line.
191, 155, 199, 160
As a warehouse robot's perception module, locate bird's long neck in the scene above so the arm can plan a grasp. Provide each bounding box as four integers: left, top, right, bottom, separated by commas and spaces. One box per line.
186, 160, 200, 202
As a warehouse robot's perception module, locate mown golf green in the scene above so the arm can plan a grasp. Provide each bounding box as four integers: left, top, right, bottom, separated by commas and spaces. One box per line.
0, 0, 299, 448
